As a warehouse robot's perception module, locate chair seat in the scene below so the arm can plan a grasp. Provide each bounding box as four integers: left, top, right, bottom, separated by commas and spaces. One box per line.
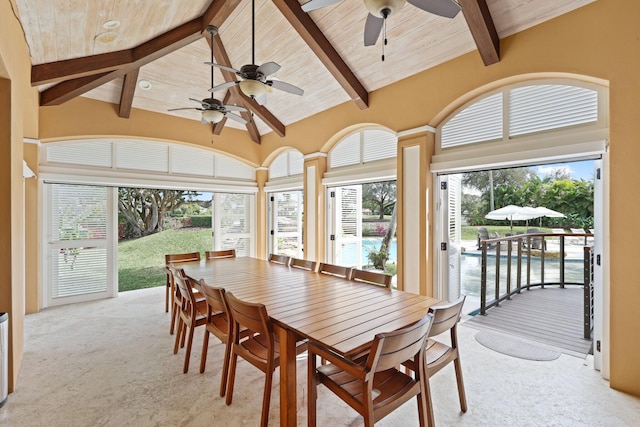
317, 361, 417, 408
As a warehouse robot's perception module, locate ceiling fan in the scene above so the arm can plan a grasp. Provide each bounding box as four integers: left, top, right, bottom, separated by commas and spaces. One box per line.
168, 26, 247, 125
207, 0, 304, 105
302, 0, 462, 49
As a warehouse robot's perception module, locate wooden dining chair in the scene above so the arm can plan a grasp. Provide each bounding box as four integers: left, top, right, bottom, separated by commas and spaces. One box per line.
164, 251, 201, 314
351, 268, 392, 288
289, 257, 317, 271
402, 296, 467, 426
171, 267, 208, 374
205, 249, 236, 260
267, 253, 290, 265
317, 262, 352, 279
166, 252, 202, 334
308, 313, 434, 427
225, 292, 307, 427
197, 279, 251, 397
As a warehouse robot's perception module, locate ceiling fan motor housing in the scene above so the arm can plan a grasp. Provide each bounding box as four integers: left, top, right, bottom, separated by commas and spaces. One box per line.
364, 0, 406, 18
240, 64, 266, 82
203, 98, 223, 110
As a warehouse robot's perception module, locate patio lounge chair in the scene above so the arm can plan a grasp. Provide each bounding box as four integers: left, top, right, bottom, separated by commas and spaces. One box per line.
525, 228, 546, 250
570, 228, 587, 245
477, 227, 496, 250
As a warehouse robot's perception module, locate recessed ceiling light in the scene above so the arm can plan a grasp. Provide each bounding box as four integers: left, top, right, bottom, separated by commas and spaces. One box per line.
138, 80, 152, 90
103, 20, 121, 30
95, 32, 118, 43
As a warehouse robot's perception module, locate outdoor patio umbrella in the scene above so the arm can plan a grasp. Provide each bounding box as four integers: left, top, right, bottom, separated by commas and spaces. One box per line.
534, 206, 566, 227
485, 205, 542, 231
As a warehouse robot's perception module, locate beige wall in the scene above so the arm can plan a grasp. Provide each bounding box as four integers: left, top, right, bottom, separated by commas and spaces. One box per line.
2, 0, 638, 396
0, 0, 39, 392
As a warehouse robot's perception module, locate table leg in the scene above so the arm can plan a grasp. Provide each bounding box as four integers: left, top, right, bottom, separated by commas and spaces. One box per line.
277, 325, 297, 427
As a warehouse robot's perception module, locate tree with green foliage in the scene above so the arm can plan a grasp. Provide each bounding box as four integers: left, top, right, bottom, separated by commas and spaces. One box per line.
362, 181, 396, 219
118, 188, 195, 238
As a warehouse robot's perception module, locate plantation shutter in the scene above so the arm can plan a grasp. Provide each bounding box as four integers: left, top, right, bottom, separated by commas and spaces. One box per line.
447, 174, 462, 300
47, 183, 112, 306
334, 185, 362, 267
272, 191, 303, 257
213, 193, 254, 257
441, 93, 503, 147
509, 85, 598, 137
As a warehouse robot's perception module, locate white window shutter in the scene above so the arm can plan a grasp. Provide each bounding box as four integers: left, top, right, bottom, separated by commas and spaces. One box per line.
509, 85, 598, 137
362, 130, 397, 163
441, 93, 503, 148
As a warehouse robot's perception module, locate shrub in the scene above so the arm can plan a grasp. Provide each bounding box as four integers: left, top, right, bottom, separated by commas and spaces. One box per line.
188, 216, 211, 228
367, 248, 389, 270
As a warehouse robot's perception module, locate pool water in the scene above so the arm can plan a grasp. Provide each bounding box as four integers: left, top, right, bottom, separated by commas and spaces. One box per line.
460, 253, 585, 297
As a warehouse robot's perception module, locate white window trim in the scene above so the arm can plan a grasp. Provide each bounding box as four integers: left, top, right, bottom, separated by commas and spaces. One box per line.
323, 158, 396, 187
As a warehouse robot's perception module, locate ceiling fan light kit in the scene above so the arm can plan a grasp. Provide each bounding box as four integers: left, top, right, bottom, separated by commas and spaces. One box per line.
363, 0, 405, 18
239, 78, 267, 98
202, 109, 225, 123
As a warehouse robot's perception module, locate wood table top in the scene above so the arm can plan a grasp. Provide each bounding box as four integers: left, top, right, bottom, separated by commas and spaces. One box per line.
178, 257, 439, 357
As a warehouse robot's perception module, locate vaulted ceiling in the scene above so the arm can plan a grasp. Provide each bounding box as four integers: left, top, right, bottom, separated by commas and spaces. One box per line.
16, 0, 594, 144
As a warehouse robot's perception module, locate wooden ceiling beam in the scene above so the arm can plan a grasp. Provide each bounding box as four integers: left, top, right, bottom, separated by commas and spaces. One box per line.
272, 0, 369, 110
118, 69, 140, 118
39, 0, 242, 106
459, 0, 500, 66
31, 50, 133, 86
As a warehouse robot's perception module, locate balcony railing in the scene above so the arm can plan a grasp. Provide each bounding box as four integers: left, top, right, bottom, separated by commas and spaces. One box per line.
478, 232, 594, 339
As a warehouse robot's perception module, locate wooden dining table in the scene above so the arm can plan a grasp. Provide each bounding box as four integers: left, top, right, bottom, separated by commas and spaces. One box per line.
178, 257, 439, 427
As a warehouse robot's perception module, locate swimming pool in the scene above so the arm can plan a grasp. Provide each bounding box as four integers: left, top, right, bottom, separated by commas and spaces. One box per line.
460, 253, 585, 297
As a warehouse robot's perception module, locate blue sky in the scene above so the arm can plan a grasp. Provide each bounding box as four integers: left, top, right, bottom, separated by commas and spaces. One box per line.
534, 160, 595, 181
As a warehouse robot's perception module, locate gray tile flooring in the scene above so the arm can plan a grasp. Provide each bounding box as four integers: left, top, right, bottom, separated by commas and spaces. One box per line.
1, 286, 638, 426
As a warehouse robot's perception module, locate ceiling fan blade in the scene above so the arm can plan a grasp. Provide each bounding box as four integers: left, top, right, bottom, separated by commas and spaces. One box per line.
364, 14, 384, 46
209, 81, 238, 93
222, 105, 247, 112
257, 61, 280, 77
407, 0, 461, 18
168, 107, 197, 111
255, 94, 267, 106
267, 80, 304, 96
225, 112, 248, 124
205, 62, 241, 74
301, 0, 343, 12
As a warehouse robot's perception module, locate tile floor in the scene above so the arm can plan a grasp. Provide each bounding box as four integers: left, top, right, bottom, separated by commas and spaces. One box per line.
1, 287, 638, 426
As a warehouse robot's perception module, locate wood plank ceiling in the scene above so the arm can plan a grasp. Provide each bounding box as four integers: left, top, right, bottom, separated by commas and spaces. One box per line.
16, 0, 595, 143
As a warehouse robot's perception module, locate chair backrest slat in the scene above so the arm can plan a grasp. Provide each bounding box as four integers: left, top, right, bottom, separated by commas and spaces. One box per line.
206, 249, 236, 260
428, 296, 465, 337
290, 258, 317, 271
226, 292, 272, 339
351, 269, 392, 288
368, 313, 433, 373
268, 254, 290, 265
165, 251, 201, 265
318, 263, 352, 279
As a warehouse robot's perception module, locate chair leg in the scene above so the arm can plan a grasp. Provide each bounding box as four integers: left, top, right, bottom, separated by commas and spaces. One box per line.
454, 357, 468, 413
200, 329, 210, 374
183, 322, 195, 374
173, 316, 183, 354
260, 366, 274, 427
225, 350, 238, 405
180, 321, 187, 348
219, 340, 232, 397
165, 276, 170, 313
424, 376, 435, 427
308, 351, 317, 427
170, 300, 178, 335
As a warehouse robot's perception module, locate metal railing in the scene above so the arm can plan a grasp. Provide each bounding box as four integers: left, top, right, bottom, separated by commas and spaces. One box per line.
478, 233, 594, 339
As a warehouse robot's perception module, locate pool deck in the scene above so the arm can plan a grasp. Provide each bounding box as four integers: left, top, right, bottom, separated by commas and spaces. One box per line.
460, 237, 590, 261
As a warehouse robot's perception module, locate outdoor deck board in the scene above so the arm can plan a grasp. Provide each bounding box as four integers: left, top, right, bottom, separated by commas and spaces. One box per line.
464, 287, 592, 357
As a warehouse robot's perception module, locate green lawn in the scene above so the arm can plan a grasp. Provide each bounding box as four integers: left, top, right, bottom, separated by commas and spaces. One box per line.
461, 225, 555, 240
118, 228, 211, 292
